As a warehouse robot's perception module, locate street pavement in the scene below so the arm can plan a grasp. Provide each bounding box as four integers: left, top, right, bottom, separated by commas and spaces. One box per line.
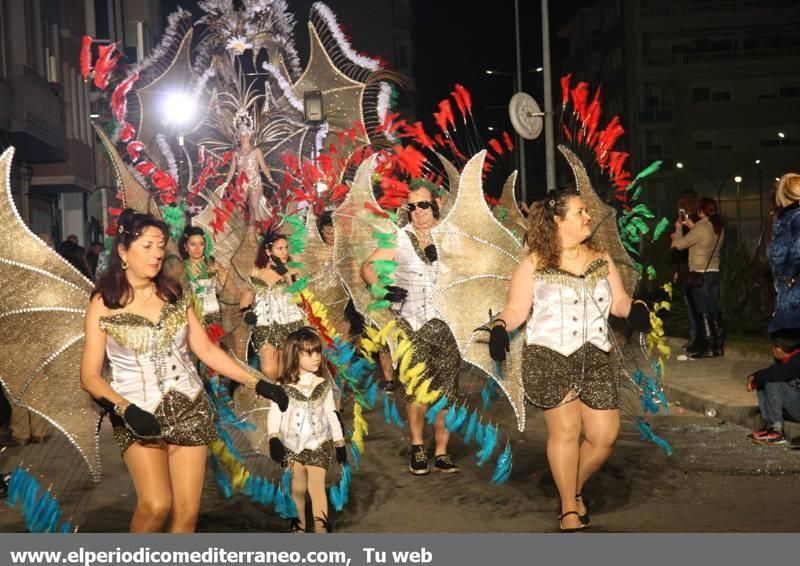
1, 340, 798, 533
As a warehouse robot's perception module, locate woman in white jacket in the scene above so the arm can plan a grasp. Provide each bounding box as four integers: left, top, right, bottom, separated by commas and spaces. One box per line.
267, 327, 347, 532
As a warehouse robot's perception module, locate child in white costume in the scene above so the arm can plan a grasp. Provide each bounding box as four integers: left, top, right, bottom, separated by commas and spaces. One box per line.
267, 327, 347, 532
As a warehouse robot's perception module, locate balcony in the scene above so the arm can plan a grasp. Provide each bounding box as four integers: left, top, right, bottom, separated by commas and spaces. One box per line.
6, 64, 67, 162
637, 107, 674, 123
643, 45, 800, 67
641, 0, 798, 18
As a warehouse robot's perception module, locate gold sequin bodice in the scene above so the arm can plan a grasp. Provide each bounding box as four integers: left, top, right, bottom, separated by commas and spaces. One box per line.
99, 294, 204, 412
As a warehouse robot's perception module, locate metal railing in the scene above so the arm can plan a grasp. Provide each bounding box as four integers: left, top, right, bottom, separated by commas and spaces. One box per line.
7, 64, 67, 158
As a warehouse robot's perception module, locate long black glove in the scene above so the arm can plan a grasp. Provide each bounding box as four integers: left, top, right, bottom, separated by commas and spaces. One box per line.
123, 405, 162, 438
269, 437, 286, 463
627, 301, 652, 333
255, 380, 289, 411
384, 285, 408, 303
335, 445, 348, 464
270, 255, 289, 275
489, 325, 510, 362
423, 244, 438, 263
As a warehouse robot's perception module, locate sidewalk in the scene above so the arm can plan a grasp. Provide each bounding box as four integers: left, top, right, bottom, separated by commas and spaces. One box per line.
661, 337, 800, 439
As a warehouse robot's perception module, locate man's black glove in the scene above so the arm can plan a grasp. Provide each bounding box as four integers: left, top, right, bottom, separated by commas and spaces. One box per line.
269, 437, 286, 463
255, 380, 289, 411
384, 285, 408, 303
123, 404, 162, 438
270, 256, 289, 275
627, 301, 652, 333
424, 244, 438, 263
243, 310, 258, 325
335, 445, 348, 464
489, 325, 510, 362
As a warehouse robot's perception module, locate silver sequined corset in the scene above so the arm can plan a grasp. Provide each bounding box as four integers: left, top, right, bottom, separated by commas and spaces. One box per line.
99, 295, 204, 413
526, 258, 612, 356
249, 276, 304, 326
393, 227, 438, 332
189, 275, 220, 319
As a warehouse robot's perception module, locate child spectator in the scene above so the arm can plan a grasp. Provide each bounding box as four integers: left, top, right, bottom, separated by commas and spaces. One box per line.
746, 331, 800, 444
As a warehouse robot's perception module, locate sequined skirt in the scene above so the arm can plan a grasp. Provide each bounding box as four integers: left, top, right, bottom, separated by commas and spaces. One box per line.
286, 440, 334, 470
397, 318, 461, 405
522, 343, 620, 410
111, 389, 217, 455
251, 320, 305, 350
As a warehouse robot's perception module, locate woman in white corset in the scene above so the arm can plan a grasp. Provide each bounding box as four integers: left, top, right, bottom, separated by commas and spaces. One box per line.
490, 191, 651, 532
80, 210, 288, 533
239, 232, 306, 381
180, 225, 228, 329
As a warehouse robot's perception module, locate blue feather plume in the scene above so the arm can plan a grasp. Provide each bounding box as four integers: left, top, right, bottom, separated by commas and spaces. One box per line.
425, 395, 449, 424
390, 399, 405, 426
491, 440, 513, 484
464, 411, 478, 445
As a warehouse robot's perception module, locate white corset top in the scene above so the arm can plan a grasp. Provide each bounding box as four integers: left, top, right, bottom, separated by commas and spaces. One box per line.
250, 275, 304, 326
525, 258, 612, 356
393, 227, 438, 331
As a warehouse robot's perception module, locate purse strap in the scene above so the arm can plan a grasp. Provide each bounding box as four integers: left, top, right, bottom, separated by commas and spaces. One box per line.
698, 226, 721, 274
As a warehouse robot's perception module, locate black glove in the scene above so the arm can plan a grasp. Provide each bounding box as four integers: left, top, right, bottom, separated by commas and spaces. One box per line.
255, 379, 289, 412
424, 244, 438, 263
270, 255, 289, 275
489, 325, 510, 362
627, 301, 652, 333
269, 437, 286, 463
384, 285, 408, 303
123, 404, 162, 438
335, 445, 348, 464
243, 310, 258, 325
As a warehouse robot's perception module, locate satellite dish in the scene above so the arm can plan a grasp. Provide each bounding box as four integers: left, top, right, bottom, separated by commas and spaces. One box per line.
509, 92, 544, 140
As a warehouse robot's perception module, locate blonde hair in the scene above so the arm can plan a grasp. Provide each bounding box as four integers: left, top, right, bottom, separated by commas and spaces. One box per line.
776, 173, 800, 208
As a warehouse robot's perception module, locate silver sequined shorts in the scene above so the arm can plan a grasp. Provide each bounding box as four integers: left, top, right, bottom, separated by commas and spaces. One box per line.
111, 389, 218, 455
251, 320, 305, 351
522, 343, 620, 410
286, 440, 334, 470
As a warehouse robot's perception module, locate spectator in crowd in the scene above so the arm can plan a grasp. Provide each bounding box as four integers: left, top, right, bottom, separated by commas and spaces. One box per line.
746, 331, 800, 445
767, 173, 800, 336
672, 197, 725, 358
36, 232, 55, 248
59, 240, 93, 279
672, 189, 700, 350
87, 241, 104, 279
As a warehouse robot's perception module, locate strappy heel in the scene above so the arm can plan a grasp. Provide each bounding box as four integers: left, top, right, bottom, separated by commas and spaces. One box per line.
576, 492, 591, 527
559, 511, 584, 532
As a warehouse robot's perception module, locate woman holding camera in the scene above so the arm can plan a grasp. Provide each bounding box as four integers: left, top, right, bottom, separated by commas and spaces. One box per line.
671, 197, 725, 358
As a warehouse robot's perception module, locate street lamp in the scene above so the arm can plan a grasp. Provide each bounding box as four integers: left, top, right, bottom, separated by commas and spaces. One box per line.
734, 176, 743, 239
778, 132, 786, 139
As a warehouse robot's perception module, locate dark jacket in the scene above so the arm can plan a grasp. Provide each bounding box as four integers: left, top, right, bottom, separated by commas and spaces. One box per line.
768, 202, 800, 333
752, 349, 800, 389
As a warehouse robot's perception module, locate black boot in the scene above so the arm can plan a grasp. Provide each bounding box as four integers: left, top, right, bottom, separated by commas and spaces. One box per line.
692, 315, 718, 359
715, 313, 725, 356
686, 313, 705, 354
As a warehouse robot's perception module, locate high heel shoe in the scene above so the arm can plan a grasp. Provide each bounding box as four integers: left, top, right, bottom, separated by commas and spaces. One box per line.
576, 493, 591, 527
559, 511, 584, 533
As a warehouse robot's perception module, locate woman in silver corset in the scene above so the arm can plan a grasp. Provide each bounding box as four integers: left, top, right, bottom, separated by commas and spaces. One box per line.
490, 191, 650, 532
80, 209, 287, 533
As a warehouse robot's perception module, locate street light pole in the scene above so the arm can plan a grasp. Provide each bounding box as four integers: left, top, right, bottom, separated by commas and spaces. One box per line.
513, 0, 527, 202
540, 0, 557, 195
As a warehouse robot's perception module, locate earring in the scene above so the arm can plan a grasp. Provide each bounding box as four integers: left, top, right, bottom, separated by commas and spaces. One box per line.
121, 258, 129, 271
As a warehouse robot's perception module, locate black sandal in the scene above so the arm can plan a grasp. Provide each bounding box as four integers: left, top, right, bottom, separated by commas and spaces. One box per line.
576, 493, 591, 527
559, 511, 584, 533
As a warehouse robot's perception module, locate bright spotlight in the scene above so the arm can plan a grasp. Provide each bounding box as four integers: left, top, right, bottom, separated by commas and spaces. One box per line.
755, 159, 761, 165
778, 132, 786, 139
163, 91, 197, 126
676, 162, 684, 168
734, 176, 742, 183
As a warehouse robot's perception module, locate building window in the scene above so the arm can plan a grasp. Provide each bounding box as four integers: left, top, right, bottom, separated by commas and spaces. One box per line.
694, 139, 713, 151
780, 87, 800, 98
692, 87, 710, 102
711, 90, 731, 102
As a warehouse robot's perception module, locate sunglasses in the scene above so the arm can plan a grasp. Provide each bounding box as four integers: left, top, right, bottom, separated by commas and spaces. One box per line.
406, 201, 434, 212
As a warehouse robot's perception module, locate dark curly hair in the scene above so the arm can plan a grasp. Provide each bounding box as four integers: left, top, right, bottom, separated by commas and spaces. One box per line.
525, 190, 602, 269
179, 225, 207, 260
92, 209, 183, 308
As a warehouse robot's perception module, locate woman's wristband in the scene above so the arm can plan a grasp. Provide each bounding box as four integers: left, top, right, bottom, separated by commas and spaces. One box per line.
113, 399, 131, 417
491, 318, 507, 329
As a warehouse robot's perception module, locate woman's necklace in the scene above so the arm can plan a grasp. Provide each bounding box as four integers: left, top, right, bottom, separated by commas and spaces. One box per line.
133, 282, 155, 301
562, 244, 582, 261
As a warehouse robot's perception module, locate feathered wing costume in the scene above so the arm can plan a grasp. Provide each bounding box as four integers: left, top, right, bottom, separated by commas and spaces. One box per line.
0, 148, 102, 482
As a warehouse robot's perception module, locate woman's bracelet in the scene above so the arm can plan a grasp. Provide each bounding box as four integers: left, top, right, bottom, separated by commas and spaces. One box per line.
113, 399, 131, 417
491, 318, 507, 329
245, 368, 261, 391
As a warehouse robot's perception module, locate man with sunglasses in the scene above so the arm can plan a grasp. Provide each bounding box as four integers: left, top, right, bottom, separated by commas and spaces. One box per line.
361, 183, 462, 476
